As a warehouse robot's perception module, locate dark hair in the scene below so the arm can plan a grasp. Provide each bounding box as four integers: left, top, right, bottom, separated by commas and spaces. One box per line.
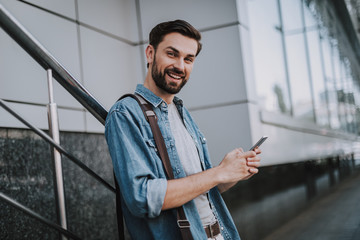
149, 19, 202, 56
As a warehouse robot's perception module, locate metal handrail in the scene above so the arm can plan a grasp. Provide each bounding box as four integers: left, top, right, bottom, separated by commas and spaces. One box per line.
0, 3, 115, 191
1, 98, 85, 111
0, 4, 108, 124
0, 193, 82, 240
0, 98, 115, 193
0, 4, 116, 238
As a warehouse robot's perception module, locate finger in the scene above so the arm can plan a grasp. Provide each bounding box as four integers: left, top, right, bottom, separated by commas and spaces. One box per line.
247, 157, 260, 164
234, 148, 244, 158
247, 156, 261, 162
242, 151, 256, 158
244, 173, 254, 180
248, 168, 259, 174
254, 148, 262, 155
247, 161, 260, 168
246, 161, 260, 168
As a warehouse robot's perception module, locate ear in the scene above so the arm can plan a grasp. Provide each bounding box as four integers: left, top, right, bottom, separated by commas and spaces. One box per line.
145, 45, 155, 67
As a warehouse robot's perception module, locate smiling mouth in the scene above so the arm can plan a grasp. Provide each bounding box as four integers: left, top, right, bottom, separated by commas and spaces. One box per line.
168, 73, 182, 80
166, 70, 184, 80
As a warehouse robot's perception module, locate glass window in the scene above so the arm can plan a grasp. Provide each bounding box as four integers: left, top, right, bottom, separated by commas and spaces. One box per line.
303, 1, 331, 127
321, 38, 340, 130
353, 81, 360, 135
306, 27, 329, 126
333, 47, 347, 131
284, 33, 314, 121
281, 0, 315, 121
326, 81, 341, 130
280, 0, 303, 31
248, 0, 291, 115
249, 0, 359, 134
342, 59, 357, 133
303, 1, 317, 28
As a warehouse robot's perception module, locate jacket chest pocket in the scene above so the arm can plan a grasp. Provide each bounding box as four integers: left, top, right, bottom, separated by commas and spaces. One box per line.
144, 138, 178, 178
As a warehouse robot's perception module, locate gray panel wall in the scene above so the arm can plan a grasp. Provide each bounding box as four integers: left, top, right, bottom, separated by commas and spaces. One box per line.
137, 0, 259, 164
0, 0, 141, 132
0, 0, 260, 165
1, 0, 358, 166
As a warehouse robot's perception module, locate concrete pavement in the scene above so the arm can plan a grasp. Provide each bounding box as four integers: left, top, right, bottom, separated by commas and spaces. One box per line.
264, 170, 360, 240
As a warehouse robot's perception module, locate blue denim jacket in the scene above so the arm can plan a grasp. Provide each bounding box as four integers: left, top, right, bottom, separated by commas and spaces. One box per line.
105, 84, 240, 240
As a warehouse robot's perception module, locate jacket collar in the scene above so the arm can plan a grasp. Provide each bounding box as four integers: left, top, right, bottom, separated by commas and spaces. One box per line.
135, 84, 183, 108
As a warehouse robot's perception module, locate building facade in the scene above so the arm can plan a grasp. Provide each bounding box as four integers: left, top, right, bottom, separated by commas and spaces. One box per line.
1, 0, 359, 239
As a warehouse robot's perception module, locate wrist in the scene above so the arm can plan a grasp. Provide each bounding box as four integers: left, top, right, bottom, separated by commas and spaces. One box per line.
211, 165, 226, 185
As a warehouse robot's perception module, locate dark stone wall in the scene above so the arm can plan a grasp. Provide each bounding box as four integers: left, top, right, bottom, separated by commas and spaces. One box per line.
0, 127, 357, 240
0, 128, 118, 240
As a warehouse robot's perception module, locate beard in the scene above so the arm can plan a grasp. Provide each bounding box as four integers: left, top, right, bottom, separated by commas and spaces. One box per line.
151, 56, 188, 94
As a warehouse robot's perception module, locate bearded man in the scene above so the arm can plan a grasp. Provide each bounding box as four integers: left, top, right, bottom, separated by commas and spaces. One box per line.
105, 19, 261, 240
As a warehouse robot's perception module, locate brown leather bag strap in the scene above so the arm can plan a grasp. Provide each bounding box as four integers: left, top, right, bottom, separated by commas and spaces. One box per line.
121, 94, 175, 179
120, 94, 193, 240
177, 206, 193, 240
113, 173, 125, 240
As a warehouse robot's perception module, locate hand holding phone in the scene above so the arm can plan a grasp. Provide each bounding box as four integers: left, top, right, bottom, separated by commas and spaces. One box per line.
249, 136, 268, 151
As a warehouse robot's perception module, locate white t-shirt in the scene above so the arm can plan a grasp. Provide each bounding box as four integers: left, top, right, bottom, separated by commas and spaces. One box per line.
167, 103, 216, 226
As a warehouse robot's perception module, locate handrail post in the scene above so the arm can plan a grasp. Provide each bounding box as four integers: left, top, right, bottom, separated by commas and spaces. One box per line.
47, 69, 68, 240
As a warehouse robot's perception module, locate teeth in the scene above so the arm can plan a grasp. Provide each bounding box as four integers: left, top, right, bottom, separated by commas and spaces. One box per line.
168, 73, 181, 79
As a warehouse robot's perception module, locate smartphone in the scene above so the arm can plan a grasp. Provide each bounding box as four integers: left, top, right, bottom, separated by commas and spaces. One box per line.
249, 136, 268, 151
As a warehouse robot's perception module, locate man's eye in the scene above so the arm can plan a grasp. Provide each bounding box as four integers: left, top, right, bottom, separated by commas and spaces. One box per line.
167, 52, 175, 57
185, 58, 194, 63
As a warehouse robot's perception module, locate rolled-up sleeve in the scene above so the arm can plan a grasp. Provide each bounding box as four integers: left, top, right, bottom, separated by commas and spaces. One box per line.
105, 107, 167, 218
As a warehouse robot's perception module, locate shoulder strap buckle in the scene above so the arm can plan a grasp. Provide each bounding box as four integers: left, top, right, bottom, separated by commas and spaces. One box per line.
177, 220, 191, 229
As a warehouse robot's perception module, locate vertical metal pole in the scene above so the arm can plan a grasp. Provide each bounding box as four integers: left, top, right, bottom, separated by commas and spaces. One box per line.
47, 69, 68, 240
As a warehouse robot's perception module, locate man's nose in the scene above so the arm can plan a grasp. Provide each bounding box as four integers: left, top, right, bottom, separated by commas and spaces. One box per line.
173, 58, 185, 72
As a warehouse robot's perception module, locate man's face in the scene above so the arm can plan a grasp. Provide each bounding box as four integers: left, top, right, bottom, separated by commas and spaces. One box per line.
150, 32, 198, 94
